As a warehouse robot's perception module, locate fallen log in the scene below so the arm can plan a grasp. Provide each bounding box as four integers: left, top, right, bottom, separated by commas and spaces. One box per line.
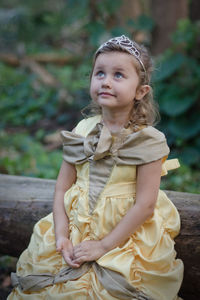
0, 174, 199, 299
0, 53, 81, 67
21, 58, 60, 88
20, 59, 72, 104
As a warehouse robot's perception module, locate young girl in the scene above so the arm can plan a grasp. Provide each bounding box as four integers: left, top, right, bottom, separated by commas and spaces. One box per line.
8, 35, 184, 300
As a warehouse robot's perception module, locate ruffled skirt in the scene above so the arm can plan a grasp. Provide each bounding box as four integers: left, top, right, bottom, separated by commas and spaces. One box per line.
8, 187, 184, 300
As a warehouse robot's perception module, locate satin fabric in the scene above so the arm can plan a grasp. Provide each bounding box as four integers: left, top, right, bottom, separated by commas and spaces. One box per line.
11, 262, 153, 300
8, 115, 183, 300
61, 119, 170, 214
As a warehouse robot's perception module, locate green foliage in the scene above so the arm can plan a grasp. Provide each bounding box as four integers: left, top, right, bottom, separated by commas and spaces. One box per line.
0, 255, 17, 271
160, 164, 199, 194
0, 131, 62, 179
171, 18, 199, 51
127, 15, 155, 32
0, 62, 88, 129
0, 1, 199, 193
153, 53, 185, 82
154, 19, 200, 167
0, 64, 59, 128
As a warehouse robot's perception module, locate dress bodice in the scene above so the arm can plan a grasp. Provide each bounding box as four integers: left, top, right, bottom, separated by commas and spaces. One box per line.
61, 115, 179, 214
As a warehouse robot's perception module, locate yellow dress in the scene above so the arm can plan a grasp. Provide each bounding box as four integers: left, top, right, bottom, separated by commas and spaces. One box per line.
8, 116, 184, 300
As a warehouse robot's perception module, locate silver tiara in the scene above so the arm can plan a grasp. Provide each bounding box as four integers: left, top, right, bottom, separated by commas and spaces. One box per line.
96, 35, 146, 74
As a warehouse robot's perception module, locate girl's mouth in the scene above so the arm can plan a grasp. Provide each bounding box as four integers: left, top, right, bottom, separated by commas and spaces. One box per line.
98, 92, 115, 97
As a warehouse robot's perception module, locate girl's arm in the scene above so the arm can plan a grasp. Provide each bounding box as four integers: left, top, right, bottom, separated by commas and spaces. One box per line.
101, 158, 162, 251
73, 158, 162, 265
53, 160, 79, 267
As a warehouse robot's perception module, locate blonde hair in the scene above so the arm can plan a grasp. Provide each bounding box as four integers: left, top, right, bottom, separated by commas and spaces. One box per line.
82, 39, 160, 128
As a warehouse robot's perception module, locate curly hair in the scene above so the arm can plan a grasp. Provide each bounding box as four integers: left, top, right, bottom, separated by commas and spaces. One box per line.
82, 39, 160, 128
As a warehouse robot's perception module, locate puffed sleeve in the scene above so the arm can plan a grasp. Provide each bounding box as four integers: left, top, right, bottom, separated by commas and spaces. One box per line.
60, 130, 86, 164
115, 126, 170, 165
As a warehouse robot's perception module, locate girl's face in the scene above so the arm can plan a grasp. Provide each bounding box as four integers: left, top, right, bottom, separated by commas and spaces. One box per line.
90, 51, 147, 114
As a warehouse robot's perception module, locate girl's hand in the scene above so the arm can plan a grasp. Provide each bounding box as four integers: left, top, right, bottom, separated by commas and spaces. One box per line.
72, 240, 106, 266
56, 237, 79, 268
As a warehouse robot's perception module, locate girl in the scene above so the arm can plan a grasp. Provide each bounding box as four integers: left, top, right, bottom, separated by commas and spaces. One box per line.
8, 35, 184, 300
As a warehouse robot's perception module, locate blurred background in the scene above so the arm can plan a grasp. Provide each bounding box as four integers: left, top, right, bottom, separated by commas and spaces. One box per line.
0, 0, 199, 296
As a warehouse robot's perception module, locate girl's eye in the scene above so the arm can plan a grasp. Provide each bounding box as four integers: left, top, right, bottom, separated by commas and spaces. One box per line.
96, 71, 105, 78
115, 72, 123, 79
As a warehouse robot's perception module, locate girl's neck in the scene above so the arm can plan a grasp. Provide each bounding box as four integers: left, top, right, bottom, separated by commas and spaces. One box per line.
101, 109, 131, 134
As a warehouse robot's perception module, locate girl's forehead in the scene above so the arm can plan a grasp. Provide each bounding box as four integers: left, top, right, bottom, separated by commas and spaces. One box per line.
94, 51, 138, 69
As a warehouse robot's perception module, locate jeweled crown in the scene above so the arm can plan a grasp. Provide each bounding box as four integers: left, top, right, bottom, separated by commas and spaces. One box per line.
96, 35, 146, 74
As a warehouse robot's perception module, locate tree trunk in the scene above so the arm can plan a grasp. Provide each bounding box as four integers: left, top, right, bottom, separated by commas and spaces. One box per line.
151, 0, 188, 54
0, 174, 199, 299
119, 0, 142, 21
190, 0, 200, 21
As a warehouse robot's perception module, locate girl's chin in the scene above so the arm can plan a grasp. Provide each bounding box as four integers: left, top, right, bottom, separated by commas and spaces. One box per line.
95, 101, 134, 114
96, 99, 117, 108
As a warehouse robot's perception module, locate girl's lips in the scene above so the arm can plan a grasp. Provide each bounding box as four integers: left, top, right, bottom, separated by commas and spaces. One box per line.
99, 92, 115, 96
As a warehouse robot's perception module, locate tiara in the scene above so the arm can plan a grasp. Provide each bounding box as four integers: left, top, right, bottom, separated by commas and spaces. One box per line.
96, 35, 146, 74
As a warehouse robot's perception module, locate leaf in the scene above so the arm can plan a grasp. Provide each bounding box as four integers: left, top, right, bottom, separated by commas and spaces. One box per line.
168, 113, 200, 139
158, 86, 198, 116
153, 54, 185, 82
86, 21, 106, 46
0, 131, 62, 179
178, 147, 200, 165
127, 15, 155, 32
111, 27, 129, 37
136, 15, 155, 31
97, 0, 122, 15
171, 19, 199, 50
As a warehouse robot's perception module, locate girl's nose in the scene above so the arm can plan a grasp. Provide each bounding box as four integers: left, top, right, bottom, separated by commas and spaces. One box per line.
102, 76, 112, 88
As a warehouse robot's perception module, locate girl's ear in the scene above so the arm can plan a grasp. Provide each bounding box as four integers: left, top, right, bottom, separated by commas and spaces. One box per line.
135, 85, 150, 100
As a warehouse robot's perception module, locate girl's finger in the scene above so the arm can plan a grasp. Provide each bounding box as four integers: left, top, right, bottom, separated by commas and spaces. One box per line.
73, 245, 81, 252
73, 255, 87, 264
73, 248, 84, 257
56, 245, 62, 252
63, 255, 80, 268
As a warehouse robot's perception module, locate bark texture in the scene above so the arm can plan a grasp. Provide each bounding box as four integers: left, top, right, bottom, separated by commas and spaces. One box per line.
151, 0, 188, 54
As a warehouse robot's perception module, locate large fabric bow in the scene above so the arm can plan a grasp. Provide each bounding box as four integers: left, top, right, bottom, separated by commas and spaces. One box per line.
61, 123, 169, 214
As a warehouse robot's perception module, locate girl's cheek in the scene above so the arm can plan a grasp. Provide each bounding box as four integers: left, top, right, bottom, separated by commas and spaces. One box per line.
91, 83, 98, 94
